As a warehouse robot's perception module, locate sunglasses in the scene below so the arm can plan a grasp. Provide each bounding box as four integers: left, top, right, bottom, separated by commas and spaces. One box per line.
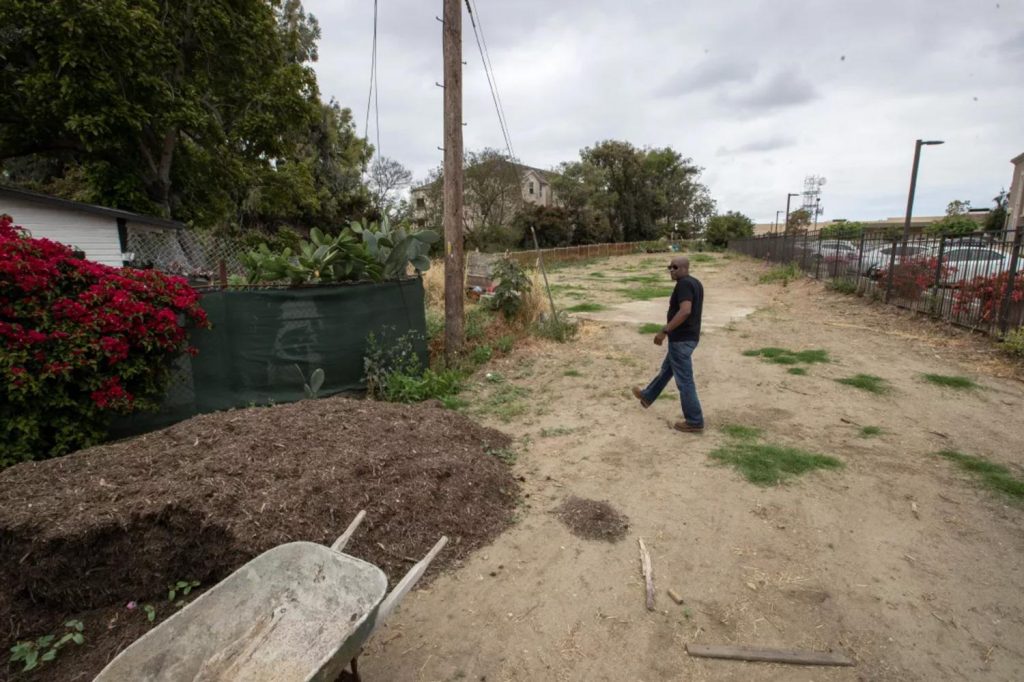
667, 265, 678, 271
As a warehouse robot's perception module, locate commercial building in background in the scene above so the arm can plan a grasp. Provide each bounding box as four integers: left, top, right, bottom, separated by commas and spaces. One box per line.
1008, 152, 1024, 239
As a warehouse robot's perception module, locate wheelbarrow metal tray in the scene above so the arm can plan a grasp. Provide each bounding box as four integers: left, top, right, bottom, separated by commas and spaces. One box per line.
94, 541, 388, 682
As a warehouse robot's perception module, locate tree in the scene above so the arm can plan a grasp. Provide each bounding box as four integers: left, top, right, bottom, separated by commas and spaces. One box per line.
367, 157, 413, 221
580, 140, 653, 241
0, 0, 367, 231
704, 211, 754, 247
926, 198, 980, 237
820, 221, 866, 240
513, 205, 572, 248
984, 189, 1009, 232
786, 208, 812, 233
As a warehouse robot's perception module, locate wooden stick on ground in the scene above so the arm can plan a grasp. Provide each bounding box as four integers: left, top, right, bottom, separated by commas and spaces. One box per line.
685, 644, 855, 667
638, 538, 654, 611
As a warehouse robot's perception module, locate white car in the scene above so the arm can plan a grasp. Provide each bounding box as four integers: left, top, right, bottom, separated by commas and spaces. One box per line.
860, 244, 936, 276
937, 246, 1013, 285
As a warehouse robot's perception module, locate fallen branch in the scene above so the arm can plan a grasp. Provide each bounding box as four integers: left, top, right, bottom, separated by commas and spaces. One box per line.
638, 538, 654, 611
685, 643, 854, 667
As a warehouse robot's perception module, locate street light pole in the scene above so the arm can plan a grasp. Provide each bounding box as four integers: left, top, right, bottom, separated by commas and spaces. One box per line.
774, 210, 783, 234
902, 139, 944, 245
784, 193, 799, 233
813, 197, 821, 230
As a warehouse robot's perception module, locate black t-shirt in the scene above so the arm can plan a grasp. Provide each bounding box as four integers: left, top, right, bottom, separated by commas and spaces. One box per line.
667, 275, 703, 342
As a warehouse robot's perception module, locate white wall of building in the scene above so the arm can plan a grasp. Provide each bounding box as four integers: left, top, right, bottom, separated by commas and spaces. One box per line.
1, 196, 124, 267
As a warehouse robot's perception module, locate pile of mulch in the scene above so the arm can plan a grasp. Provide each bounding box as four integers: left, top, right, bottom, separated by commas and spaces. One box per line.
0, 397, 517, 680
554, 496, 630, 542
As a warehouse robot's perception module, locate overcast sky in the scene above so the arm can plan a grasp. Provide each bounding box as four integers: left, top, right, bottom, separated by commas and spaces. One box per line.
305, 0, 1023, 223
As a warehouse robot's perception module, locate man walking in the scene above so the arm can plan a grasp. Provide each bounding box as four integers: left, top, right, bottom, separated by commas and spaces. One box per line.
632, 255, 705, 432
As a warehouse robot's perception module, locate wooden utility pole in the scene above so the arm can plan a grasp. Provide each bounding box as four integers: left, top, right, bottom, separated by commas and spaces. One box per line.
442, 0, 464, 362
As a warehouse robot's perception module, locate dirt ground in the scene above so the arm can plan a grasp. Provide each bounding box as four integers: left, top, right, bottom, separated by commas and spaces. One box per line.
359, 252, 1024, 681
0, 399, 517, 681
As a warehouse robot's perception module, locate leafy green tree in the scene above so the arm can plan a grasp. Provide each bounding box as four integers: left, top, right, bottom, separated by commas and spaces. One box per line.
0, 0, 367, 231
786, 208, 812, 234
514, 205, 572, 248
704, 211, 754, 247
820, 221, 866, 239
984, 189, 1009, 232
927, 199, 981, 237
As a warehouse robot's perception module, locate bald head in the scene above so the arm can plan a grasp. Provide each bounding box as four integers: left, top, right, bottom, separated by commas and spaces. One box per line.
669, 256, 689, 280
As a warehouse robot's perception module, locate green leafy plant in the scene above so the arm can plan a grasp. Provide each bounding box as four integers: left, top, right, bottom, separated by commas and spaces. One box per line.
829, 278, 858, 295
488, 258, 532, 320
495, 335, 515, 353
363, 328, 462, 403
8, 620, 84, 672
350, 218, 439, 278
836, 374, 890, 395
1001, 328, 1024, 358
168, 580, 200, 602
470, 344, 493, 365
294, 366, 326, 398
143, 604, 156, 622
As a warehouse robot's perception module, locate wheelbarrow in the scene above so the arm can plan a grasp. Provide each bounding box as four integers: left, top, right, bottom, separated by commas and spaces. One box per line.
94, 511, 446, 681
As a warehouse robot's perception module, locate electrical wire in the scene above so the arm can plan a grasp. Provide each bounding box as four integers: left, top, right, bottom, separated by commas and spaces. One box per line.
464, 0, 515, 161
364, 0, 380, 157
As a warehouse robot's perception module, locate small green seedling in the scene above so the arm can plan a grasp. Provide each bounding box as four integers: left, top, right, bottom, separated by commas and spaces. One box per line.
9, 620, 84, 672
168, 580, 200, 602
295, 365, 325, 399
143, 604, 157, 622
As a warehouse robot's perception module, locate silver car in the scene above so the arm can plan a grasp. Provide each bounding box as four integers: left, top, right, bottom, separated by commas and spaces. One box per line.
860, 244, 936, 276
938, 246, 1013, 285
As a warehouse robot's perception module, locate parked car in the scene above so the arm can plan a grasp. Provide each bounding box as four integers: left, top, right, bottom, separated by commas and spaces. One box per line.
860, 243, 936, 276
795, 240, 859, 262
938, 246, 1013, 285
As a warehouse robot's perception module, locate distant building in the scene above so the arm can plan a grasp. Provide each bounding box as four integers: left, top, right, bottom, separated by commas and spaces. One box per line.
411, 161, 557, 229
0, 185, 181, 267
753, 212, 988, 237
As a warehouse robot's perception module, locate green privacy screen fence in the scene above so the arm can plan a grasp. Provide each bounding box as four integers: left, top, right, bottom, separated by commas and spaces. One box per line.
110, 278, 426, 437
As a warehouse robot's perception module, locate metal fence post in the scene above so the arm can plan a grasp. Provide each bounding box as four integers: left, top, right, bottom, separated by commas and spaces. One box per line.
814, 231, 823, 279
998, 229, 1023, 335
855, 231, 866, 291
884, 237, 898, 302
931, 235, 946, 317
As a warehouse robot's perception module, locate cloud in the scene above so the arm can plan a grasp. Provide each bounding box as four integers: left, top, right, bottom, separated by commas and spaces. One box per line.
716, 135, 798, 156
720, 68, 820, 110
656, 59, 757, 97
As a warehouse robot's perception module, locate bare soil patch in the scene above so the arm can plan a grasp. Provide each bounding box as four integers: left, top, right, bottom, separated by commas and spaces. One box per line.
0, 397, 518, 681
554, 496, 629, 542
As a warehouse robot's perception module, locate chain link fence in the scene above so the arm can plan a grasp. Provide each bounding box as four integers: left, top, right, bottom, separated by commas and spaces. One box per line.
127, 229, 249, 284
730, 229, 1024, 337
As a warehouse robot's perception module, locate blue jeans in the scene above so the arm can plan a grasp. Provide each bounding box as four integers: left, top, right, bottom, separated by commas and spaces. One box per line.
641, 340, 704, 427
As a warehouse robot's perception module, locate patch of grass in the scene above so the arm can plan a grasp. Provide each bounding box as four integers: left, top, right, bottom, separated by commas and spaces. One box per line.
563, 368, 582, 377
744, 347, 830, 365
480, 382, 530, 422
720, 424, 763, 441
836, 374, 890, 395
549, 284, 585, 293
688, 253, 715, 263
486, 447, 518, 465
828, 277, 858, 295
638, 323, 663, 334
540, 426, 576, 438
567, 302, 606, 313
533, 313, 579, 342
619, 285, 675, 301
588, 272, 606, 278
465, 306, 493, 341
710, 441, 843, 486
495, 335, 514, 353
622, 274, 663, 284
440, 395, 469, 410
859, 426, 883, 437
469, 344, 493, 365
922, 374, 980, 390
1000, 327, 1024, 358
787, 367, 808, 376
656, 392, 676, 401
758, 263, 802, 285
936, 450, 1024, 500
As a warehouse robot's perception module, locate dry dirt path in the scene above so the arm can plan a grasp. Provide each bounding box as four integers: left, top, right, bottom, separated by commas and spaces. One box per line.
362, 253, 1024, 682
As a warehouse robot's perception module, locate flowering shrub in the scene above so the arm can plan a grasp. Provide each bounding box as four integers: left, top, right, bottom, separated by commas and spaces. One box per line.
879, 257, 953, 301
953, 272, 1024, 323
1, 216, 209, 465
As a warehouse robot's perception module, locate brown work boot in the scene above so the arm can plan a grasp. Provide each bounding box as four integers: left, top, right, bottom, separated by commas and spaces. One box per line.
631, 386, 651, 408
673, 420, 704, 433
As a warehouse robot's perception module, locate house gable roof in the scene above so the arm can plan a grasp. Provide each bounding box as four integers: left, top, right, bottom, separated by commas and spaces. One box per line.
0, 185, 184, 230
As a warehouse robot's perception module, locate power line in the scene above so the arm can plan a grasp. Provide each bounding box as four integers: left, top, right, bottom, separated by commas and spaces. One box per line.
464, 0, 515, 162
470, 0, 514, 160
364, 0, 380, 158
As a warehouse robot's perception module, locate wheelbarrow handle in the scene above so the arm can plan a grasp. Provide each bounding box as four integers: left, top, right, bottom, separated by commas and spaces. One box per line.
330, 510, 367, 552
376, 536, 448, 624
